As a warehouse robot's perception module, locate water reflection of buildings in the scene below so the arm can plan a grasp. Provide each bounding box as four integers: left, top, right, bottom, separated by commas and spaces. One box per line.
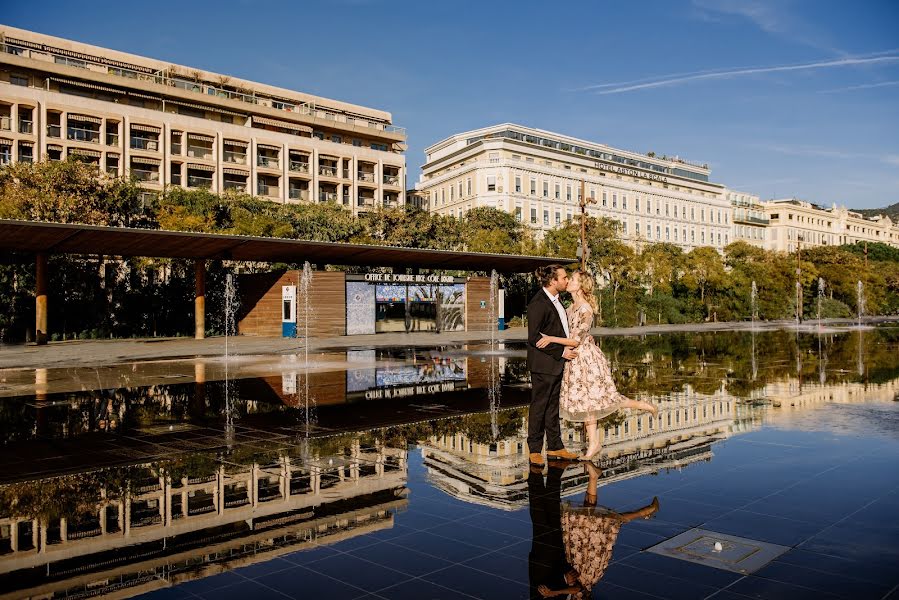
421, 389, 741, 510
0, 442, 407, 599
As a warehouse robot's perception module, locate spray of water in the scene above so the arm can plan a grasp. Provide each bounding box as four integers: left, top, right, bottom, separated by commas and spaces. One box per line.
297, 262, 316, 436
856, 280, 865, 328
817, 277, 825, 324
487, 270, 500, 439
750, 280, 757, 330
223, 273, 239, 447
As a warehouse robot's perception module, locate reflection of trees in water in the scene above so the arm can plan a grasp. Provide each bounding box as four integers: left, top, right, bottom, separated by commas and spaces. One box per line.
597, 328, 899, 400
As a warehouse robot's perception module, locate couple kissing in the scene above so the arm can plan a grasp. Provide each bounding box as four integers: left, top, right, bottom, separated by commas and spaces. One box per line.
526, 265, 657, 466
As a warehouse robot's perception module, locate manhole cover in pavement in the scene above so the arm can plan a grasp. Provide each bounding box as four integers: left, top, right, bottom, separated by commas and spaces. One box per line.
647, 528, 790, 574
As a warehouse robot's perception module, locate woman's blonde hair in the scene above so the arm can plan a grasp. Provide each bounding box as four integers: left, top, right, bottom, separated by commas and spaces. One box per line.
574, 270, 599, 313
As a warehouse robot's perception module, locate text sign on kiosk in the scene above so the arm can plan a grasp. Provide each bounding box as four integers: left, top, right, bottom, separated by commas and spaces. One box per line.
364, 273, 455, 283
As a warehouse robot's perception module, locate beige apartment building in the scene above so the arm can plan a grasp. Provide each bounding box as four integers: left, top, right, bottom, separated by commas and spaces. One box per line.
726, 188, 769, 247
762, 198, 899, 253
0, 26, 405, 211
416, 124, 732, 251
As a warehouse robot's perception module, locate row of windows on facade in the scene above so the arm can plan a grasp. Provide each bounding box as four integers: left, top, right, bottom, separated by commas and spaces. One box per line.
736, 225, 766, 240
511, 205, 729, 245
436, 176, 728, 224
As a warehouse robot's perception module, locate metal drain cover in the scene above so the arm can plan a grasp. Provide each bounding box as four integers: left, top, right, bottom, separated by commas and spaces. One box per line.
647, 528, 790, 574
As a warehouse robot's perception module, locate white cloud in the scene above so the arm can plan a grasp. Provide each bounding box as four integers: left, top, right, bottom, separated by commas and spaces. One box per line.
691, 0, 844, 55
572, 52, 899, 95
818, 80, 899, 93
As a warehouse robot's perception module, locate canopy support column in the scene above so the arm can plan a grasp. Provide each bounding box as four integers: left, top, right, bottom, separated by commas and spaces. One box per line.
35, 253, 48, 345
195, 259, 206, 339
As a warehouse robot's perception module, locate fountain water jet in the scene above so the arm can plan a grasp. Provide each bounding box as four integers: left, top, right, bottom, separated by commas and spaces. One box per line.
487, 270, 500, 439
856, 280, 865, 328
750, 280, 758, 330
297, 262, 316, 436
817, 278, 825, 325
223, 273, 239, 447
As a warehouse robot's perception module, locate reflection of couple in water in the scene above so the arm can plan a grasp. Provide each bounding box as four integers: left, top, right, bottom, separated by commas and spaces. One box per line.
529, 461, 659, 598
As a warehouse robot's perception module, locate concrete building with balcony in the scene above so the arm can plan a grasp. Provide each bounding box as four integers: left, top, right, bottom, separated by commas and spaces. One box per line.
761, 198, 899, 253
726, 188, 769, 247
416, 123, 732, 251
0, 25, 406, 211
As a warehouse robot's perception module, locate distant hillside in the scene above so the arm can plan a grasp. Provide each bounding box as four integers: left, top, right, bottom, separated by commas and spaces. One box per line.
856, 202, 899, 220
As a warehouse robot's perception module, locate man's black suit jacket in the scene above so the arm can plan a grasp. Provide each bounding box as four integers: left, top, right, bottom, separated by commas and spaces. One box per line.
527, 289, 568, 375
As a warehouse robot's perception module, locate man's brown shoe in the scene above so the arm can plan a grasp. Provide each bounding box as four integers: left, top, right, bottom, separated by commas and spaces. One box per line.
529, 452, 546, 467
546, 448, 579, 461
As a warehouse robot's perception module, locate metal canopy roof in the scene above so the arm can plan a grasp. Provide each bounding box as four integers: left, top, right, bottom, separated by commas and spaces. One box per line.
0, 219, 574, 272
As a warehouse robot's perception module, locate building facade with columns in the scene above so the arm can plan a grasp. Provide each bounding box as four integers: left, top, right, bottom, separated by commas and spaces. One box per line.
416, 123, 732, 251
0, 26, 406, 212
761, 198, 899, 253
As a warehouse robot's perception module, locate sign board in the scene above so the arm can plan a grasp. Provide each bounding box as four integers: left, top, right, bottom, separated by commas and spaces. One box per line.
364, 273, 455, 284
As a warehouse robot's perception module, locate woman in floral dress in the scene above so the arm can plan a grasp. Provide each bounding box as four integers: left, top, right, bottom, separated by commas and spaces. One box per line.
537, 270, 657, 460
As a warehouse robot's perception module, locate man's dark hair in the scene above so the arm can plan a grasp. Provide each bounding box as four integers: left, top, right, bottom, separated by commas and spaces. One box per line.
535, 264, 566, 287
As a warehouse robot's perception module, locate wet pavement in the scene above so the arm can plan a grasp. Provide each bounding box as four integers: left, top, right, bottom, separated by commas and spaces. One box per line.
0, 327, 898, 599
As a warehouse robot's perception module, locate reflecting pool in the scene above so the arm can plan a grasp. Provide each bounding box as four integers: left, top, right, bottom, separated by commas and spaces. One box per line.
0, 327, 897, 599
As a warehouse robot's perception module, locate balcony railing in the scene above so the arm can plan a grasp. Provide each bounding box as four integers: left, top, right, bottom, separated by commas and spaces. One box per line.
289, 161, 309, 173
132, 169, 159, 183
223, 181, 247, 193
257, 183, 280, 197
319, 165, 337, 177
187, 146, 213, 160
18, 120, 33, 134
357, 171, 375, 182
67, 126, 101, 143
188, 175, 212, 189
130, 137, 159, 151
0, 41, 408, 138
357, 197, 375, 207
107, 133, 119, 146
223, 151, 247, 164
289, 189, 308, 201
342, 194, 350, 205
46, 124, 61, 138
257, 155, 279, 169
734, 214, 770, 225
0, 116, 10, 131
383, 174, 400, 185
319, 191, 338, 202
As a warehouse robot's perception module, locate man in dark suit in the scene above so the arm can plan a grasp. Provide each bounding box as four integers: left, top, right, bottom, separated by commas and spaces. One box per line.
527, 265, 579, 466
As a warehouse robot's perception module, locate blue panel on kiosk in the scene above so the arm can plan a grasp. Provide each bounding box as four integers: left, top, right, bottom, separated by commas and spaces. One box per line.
497, 318, 506, 331
282, 322, 297, 337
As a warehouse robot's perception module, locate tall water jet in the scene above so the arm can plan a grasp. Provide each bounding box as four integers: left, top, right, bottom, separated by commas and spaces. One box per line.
297, 262, 315, 435
817, 278, 825, 325
488, 270, 499, 347
223, 273, 239, 446
795, 281, 802, 326
856, 280, 865, 328
487, 270, 500, 438
750, 280, 758, 330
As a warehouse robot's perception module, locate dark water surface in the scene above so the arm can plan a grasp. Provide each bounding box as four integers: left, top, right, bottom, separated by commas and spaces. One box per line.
0, 328, 897, 599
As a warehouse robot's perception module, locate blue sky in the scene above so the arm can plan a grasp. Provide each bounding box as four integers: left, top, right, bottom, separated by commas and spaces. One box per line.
6, 0, 898, 208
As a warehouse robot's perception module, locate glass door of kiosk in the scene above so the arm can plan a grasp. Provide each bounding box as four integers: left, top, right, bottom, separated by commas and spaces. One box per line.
282, 285, 297, 337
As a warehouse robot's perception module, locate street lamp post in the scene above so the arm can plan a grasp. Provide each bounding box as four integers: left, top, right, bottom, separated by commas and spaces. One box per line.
579, 180, 597, 271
